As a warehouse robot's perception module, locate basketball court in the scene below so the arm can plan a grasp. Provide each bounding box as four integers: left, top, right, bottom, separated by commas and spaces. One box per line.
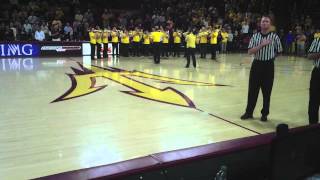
0, 54, 313, 179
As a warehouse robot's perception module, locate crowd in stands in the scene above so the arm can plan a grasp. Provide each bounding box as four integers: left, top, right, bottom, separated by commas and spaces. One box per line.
0, 0, 319, 56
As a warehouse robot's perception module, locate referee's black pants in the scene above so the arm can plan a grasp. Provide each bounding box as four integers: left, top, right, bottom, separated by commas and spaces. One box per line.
309, 67, 320, 124
245, 60, 274, 117
211, 44, 217, 59
90, 43, 96, 60
153, 42, 161, 64
186, 48, 196, 68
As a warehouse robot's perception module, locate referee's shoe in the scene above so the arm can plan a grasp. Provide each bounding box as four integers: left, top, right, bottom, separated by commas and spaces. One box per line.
261, 116, 268, 122
240, 113, 253, 120
240, 114, 268, 122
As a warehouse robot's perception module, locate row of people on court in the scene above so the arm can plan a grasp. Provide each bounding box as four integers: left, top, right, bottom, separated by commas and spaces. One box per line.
88, 26, 230, 60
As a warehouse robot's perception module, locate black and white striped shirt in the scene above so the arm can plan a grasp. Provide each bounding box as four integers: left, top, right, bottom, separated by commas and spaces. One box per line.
308, 38, 320, 68
248, 32, 283, 61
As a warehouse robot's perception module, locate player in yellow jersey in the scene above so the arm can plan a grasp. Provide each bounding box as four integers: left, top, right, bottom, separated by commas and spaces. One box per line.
185, 30, 197, 68
162, 30, 169, 57
209, 26, 219, 60
120, 29, 130, 57
143, 30, 151, 56
96, 28, 103, 59
111, 27, 120, 56
150, 27, 163, 64
102, 28, 110, 58
183, 30, 190, 58
173, 29, 182, 57
198, 27, 209, 58
88, 28, 96, 60
132, 27, 142, 57
220, 28, 229, 53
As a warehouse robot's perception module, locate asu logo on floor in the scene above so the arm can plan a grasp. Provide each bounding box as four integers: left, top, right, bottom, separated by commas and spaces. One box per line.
52, 63, 228, 108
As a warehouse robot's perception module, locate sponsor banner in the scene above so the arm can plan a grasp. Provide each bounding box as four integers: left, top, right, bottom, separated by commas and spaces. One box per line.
0, 43, 40, 57
39, 42, 83, 57
0, 41, 119, 57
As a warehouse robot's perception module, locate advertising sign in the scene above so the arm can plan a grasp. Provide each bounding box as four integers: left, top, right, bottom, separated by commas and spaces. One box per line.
0, 43, 40, 57
0, 42, 119, 57
39, 42, 83, 57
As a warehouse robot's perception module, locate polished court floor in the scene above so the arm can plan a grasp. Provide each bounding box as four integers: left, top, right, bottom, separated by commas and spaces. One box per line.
0, 54, 315, 179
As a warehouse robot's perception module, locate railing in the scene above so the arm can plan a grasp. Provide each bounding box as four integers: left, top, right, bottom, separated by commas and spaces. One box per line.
35, 124, 320, 180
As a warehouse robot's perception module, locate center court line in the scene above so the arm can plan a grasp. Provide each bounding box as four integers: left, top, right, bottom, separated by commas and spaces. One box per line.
206, 112, 262, 135
194, 108, 261, 135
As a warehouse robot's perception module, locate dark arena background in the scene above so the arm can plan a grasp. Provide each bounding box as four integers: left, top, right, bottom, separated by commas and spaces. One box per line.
1, 0, 320, 180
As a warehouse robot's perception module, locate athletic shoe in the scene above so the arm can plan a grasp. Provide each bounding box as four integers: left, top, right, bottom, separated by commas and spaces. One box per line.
261, 116, 268, 122
240, 113, 253, 120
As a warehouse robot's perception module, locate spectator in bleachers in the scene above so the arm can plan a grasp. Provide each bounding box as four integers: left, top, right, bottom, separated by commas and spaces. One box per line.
73, 20, 81, 40
101, 9, 111, 28
296, 31, 307, 56
27, 12, 38, 25
63, 22, 73, 41
233, 30, 240, 51
83, 9, 94, 25
74, 10, 83, 23
284, 31, 295, 54
241, 21, 249, 35
18, 8, 28, 22
34, 26, 45, 41
119, 14, 128, 28
52, 17, 62, 32
51, 25, 62, 41
227, 29, 234, 52
28, 0, 40, 12
23, 20, 32, 39
40, 22, 50, 40
9, 22, 17, 40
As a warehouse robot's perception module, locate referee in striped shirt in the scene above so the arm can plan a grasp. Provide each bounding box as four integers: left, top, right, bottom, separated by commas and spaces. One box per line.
241, 16, 282, 122
307, 37, 320, 124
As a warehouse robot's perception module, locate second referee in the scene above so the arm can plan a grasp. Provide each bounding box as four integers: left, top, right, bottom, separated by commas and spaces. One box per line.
241, 16, 283, 122
307, 37, 320, 124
